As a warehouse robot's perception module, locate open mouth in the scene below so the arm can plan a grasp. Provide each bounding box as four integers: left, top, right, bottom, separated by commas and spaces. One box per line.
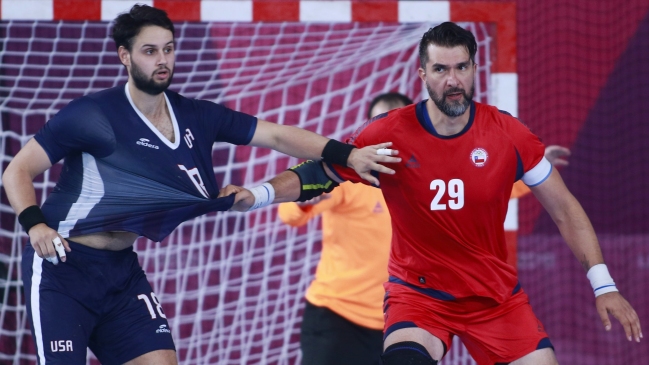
155, 69, 169, 79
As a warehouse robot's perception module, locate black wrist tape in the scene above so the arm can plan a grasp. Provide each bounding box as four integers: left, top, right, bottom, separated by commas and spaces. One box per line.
288, 160, 339, 202
18, 205, 47, 233
321, 139, 355, 167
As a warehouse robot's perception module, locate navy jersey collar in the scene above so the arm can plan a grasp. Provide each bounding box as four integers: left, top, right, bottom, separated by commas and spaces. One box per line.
415, 99, 476, 139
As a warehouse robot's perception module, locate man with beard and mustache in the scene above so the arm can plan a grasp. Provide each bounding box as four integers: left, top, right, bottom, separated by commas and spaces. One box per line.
227, 22, 642, 365
1, 5, 398, 365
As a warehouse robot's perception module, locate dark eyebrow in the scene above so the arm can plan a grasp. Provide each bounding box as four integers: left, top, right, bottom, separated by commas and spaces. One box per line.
140, 41, 174, 49
432, 60, 471, 69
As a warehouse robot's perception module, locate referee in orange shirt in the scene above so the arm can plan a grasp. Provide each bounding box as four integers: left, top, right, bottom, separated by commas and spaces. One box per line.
278, 93, 412, 365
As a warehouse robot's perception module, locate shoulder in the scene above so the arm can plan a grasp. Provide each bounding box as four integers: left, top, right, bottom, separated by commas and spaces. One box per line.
55, 94, 109, 127
475, 102, 531, 132
169, 92, 229, 115
84, 85, 126, 106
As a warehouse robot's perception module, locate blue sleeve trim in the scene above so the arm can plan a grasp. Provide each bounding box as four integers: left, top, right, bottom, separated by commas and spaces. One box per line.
527, 165, 553, 187
515, 149, 524, 182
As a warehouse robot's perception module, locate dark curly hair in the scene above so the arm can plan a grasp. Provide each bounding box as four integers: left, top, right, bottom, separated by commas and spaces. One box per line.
111, 5, 175, 51
418, 22, 477, 69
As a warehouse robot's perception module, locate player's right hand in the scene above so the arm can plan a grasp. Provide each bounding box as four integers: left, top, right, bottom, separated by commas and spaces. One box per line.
28, 224, 70, 264
596, 291, 643, 342
347, 142, 401, 186
219, 184, 255, 212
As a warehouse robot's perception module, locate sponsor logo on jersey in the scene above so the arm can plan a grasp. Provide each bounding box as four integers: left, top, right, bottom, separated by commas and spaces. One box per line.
470, 148, 488, 167
137, 138, 160, 149
405, 155, 420, 168
156, 324, 171, 334
372, 201, 384, 213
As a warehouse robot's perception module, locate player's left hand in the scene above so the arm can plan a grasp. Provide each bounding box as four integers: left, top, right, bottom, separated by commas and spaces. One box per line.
595, 292, 643, 342
347, 142, 401, 186
219, 184, 254, 212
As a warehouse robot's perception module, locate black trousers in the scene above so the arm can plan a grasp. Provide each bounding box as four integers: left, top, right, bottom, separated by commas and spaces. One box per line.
300, 300, 383, 365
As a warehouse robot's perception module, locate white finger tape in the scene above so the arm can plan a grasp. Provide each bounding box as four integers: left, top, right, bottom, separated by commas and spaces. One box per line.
53, 237, 66, 259
46, 257, 59, 265
376, 148, 393, 156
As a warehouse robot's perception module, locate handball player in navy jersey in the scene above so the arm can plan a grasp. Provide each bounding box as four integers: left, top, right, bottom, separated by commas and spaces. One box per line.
228, 22, 642, 365
1, 5, 398, 365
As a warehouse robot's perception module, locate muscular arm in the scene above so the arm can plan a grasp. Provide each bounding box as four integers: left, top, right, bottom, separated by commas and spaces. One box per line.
2, 139, 70, 261
3, 139, 53, 218
249, 120, 399, 184
531, 168, 642, 342
530, 168, 602, 270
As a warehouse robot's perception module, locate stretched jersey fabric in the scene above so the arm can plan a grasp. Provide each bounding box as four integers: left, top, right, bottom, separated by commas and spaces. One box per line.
34, 84, 257, 242
328, 100, 551, 303
278, 182, 391, 330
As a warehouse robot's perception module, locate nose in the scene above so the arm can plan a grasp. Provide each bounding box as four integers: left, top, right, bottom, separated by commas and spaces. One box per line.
446, 69, 459, 87
157, 52, 168, 66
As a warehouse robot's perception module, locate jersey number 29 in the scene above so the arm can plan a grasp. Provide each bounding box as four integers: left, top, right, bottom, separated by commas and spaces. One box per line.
430, 179, 464, 210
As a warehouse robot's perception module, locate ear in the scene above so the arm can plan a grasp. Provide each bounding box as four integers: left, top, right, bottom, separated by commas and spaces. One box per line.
418, 67, 426, 82
117, 46, 130, 67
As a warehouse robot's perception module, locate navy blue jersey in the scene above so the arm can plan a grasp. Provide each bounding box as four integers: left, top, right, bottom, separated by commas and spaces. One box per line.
34, 84, 257, 242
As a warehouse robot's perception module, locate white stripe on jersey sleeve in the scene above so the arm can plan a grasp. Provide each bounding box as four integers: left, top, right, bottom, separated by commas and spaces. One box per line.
522, 157, 552, 187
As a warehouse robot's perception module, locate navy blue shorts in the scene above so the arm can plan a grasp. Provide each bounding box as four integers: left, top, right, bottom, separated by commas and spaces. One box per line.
22, 240, 175, 364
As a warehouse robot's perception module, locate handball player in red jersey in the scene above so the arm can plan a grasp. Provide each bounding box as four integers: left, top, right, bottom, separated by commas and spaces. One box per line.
226, 22, 642, 365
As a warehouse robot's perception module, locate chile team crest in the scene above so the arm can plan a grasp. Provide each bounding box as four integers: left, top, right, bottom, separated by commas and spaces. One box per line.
470, 148, 488, 167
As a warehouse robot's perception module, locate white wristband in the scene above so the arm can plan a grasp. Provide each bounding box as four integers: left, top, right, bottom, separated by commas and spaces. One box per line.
587, 264, 618, 297
247, 183, 275, 211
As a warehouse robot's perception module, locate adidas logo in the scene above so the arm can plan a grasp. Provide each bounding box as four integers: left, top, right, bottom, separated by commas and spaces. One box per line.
372, 201, 384, 213
156, 324, 171, 334
137, 138, 159, 149
405, 155, 420, 168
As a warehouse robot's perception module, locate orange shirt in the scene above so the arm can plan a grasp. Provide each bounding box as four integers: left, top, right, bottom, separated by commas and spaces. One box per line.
277, 181, 391, 330
511, 180, 531, 199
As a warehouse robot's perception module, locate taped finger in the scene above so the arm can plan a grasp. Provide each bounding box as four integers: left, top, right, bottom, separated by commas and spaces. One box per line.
376, 148, 394, 156
46, 256, 59, 265
53, 237, 66, 259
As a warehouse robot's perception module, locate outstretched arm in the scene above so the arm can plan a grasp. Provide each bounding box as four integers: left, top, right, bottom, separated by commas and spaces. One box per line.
226, 155, 350, 212
225, 170, 301, 212
278, 194, 333, 227
531, 168, 642, 342
2, 139, 71, 263
249, 120, 399, 185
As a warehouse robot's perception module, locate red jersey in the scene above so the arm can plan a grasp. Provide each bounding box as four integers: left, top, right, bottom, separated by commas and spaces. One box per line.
329, 100, 550, 303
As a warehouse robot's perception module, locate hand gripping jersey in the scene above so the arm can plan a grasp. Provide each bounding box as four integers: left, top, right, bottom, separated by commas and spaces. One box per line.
328, 100, 551, 303
34, 84, 257, 242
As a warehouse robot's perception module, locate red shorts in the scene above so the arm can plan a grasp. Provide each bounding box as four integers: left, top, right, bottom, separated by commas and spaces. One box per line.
383, 280, 553, 365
